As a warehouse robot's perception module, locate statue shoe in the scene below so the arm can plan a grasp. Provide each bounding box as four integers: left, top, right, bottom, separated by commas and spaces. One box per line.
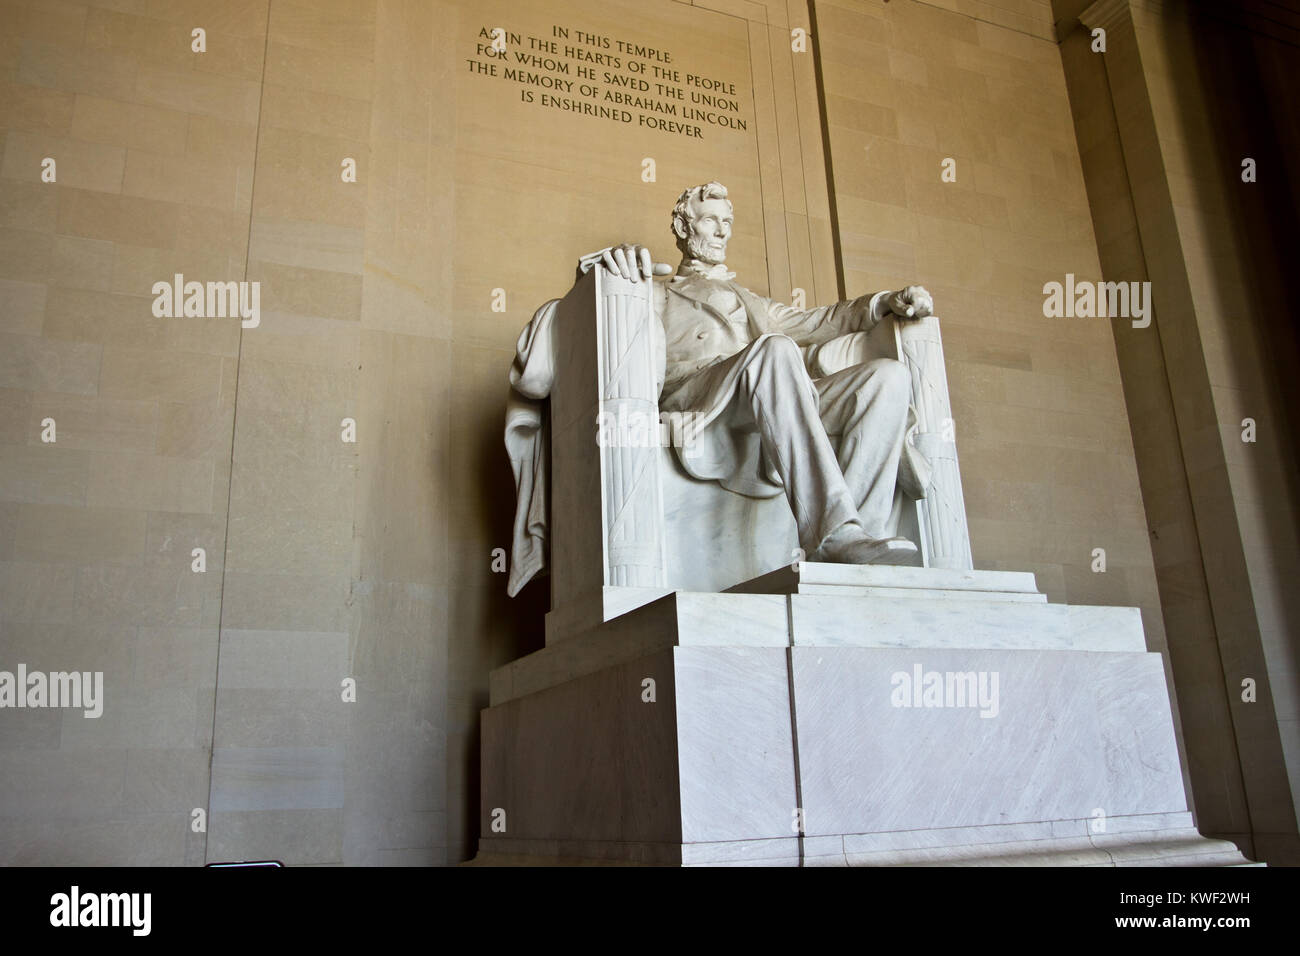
810, 525, 921, 567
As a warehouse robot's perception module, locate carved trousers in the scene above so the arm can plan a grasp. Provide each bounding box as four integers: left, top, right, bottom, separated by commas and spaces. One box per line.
733, 334, 911, 552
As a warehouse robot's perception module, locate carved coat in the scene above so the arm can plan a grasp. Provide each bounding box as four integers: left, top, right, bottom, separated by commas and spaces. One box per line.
652, 271, 895, 498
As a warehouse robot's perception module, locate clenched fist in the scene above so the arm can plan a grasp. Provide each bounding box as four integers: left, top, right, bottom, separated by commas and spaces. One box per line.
884, 285, 934, 320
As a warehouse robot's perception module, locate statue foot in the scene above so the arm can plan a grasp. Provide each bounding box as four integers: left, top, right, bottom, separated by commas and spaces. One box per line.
810, 526, 921, 566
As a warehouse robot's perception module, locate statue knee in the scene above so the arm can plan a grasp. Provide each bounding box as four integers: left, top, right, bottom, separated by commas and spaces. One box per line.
754, 333, 803, 367
875, 358, 910, 397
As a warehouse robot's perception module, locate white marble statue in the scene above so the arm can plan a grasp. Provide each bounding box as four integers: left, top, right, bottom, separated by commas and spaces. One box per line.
506, 181, 948, 596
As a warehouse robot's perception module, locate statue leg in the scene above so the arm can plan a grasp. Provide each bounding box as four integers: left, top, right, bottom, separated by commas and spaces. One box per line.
815, 358, 911, 539
734, 334, 862, 553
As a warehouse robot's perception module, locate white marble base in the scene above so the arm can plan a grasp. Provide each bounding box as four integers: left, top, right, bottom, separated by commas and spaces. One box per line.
478, 567, 1250, 866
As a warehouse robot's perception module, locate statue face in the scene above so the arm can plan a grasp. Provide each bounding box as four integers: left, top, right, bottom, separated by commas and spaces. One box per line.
684, 197, 733, 265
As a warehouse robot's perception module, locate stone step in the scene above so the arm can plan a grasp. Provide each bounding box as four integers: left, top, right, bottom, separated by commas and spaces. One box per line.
501, 590, 1150, 705
550, 565, 1047, 643
471, 831, 1255, 867
806, 830, 1253, 867
788, 593, 1145, 651
729, 561, 1043, 601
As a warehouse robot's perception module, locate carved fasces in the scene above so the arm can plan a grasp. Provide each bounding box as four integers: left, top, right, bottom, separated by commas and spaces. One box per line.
894, 316, 974, 570
596, 267, 667, 587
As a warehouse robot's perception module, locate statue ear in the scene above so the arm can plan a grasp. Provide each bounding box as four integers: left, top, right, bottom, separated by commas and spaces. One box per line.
672, 215, 688, 240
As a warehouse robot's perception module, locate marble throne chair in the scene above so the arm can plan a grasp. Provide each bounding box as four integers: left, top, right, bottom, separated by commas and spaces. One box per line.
535, 263, 972, 638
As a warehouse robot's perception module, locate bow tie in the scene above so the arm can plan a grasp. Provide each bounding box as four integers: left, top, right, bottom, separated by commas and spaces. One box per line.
675, 259, 736, 282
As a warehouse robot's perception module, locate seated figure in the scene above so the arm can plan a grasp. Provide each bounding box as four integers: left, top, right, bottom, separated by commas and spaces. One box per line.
611, 180, 932, 567
506, 181, 953, 601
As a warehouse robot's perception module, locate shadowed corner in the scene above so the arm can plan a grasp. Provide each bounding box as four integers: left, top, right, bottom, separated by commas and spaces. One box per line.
448, 399, 547, 864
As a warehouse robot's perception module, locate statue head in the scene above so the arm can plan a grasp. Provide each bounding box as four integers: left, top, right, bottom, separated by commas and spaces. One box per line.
671, 181, 733, 265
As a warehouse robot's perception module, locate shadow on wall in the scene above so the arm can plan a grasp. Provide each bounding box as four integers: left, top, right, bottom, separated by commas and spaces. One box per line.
447, 399, 547, 863
1176, 0, 1300, 651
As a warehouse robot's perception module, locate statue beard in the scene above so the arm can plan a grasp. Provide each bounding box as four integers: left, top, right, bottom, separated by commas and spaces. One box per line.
685, 232, 727, 266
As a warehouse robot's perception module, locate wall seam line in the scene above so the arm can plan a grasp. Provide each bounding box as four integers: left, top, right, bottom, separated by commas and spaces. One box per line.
202, 0, 275, 868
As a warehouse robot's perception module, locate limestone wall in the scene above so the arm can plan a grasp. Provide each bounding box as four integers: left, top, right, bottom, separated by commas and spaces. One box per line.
2, 0, 1292, 865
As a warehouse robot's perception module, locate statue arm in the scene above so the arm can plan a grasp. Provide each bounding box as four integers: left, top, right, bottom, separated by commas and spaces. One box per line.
759, 284, 935, 345
759, 290, 891, 346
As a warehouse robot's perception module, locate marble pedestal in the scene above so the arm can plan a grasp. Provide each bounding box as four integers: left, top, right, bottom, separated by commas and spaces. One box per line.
476, 565, 1250, 866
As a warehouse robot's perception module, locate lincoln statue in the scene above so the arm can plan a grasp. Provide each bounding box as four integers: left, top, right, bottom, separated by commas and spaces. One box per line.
594, 180, 935, 566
